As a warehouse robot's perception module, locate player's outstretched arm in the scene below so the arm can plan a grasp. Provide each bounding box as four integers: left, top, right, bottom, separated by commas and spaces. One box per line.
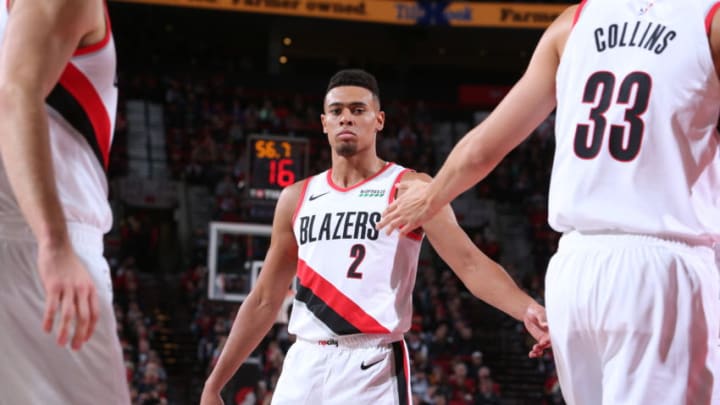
201, 183, 302, 405
0, 0, 107, 350
377, 6, 575, 236
405, 173, 551, 358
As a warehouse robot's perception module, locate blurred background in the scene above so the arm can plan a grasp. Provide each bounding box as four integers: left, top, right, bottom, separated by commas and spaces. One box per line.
105, 1, 573, 404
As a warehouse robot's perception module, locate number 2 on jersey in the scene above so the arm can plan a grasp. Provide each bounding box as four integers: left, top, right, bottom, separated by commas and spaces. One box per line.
574, 71, 651, 162
346, 244, 366, 279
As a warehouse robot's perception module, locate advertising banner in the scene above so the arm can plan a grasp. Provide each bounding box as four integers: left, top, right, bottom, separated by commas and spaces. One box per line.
112, 0, 566, 29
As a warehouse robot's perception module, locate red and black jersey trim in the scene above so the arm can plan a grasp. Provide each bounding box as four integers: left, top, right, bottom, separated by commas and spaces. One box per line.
295, 284, 361, 335
296, 259, 390, 335
706, 2, 720, 34
572, 0, 588, 27
46, 63, 111, 170
74, 5, 112, 56
392, 341, 411, 405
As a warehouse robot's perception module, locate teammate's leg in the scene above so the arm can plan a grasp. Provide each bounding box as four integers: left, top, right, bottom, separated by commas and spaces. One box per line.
599, 246, 717, 404
545, 241, 603, 405
0, 235, 129, 405
271, 340, 325, 405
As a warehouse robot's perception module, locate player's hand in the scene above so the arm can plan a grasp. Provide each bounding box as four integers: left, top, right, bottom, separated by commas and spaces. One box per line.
37, 244, 99, 351
200, 387, 224, 405
377, 179, 436, 235
523, 301, 551, 358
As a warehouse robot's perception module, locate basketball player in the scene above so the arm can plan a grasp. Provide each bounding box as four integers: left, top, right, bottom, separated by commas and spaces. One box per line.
200, 69, 550, 405
0, 0, 129, 403
378, 1, 720, 404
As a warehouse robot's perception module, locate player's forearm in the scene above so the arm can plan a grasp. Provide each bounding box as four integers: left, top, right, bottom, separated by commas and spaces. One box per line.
462, 261, 536, 321
433, 232, 534, 321
0, 86, 70, 249
425, 130, 499, 213
204, 291, 284, 392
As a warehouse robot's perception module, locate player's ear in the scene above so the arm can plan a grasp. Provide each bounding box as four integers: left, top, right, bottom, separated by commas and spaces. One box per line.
376, 111, 385, 132
320, 113, 327, 133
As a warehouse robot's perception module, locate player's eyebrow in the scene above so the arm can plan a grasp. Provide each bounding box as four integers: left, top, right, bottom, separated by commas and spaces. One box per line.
327, 101, 368, 108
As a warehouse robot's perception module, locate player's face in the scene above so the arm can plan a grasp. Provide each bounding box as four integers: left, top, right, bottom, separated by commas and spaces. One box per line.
321, 86, 384, 157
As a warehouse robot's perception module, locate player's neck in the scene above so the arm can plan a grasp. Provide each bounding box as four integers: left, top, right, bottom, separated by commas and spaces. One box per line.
330, 153, 387, 188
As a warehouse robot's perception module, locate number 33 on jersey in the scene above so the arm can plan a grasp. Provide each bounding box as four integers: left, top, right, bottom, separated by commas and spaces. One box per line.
549, 0, 720, 242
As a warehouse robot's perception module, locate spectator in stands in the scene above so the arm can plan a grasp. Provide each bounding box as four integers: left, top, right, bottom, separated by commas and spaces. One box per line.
448, 361, 475, 397
475, 377, 501, 405
468, 351, 485, 377
477, 367, 501, 397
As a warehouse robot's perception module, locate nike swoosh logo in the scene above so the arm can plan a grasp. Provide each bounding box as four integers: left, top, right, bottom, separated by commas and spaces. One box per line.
360, 359, 383, 370
309, 192, 330, 201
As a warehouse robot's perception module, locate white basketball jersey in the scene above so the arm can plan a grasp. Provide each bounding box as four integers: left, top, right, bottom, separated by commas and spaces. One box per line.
0, 3, 117, 232
290, 163, 423, 341
551, 0, 720, 244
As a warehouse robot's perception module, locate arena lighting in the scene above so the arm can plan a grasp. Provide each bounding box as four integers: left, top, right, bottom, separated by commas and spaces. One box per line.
283, 36, 292, 46
279, 55, 288, 64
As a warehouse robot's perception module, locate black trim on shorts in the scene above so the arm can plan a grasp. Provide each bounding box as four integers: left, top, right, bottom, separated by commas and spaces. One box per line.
295, 284, 362, 335
46, 83, 104, 169
392, 341, 410, 405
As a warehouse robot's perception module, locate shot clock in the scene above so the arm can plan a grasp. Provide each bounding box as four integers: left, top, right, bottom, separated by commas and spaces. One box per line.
246, 134, 309, 202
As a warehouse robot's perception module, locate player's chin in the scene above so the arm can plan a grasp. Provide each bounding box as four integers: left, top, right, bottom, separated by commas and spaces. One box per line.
335, 143, 358, 157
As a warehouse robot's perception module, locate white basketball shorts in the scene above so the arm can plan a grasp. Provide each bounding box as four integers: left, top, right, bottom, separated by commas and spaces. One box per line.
0, 222, 130, 404
545, 231, 720, 405
271, 336, 411, 405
